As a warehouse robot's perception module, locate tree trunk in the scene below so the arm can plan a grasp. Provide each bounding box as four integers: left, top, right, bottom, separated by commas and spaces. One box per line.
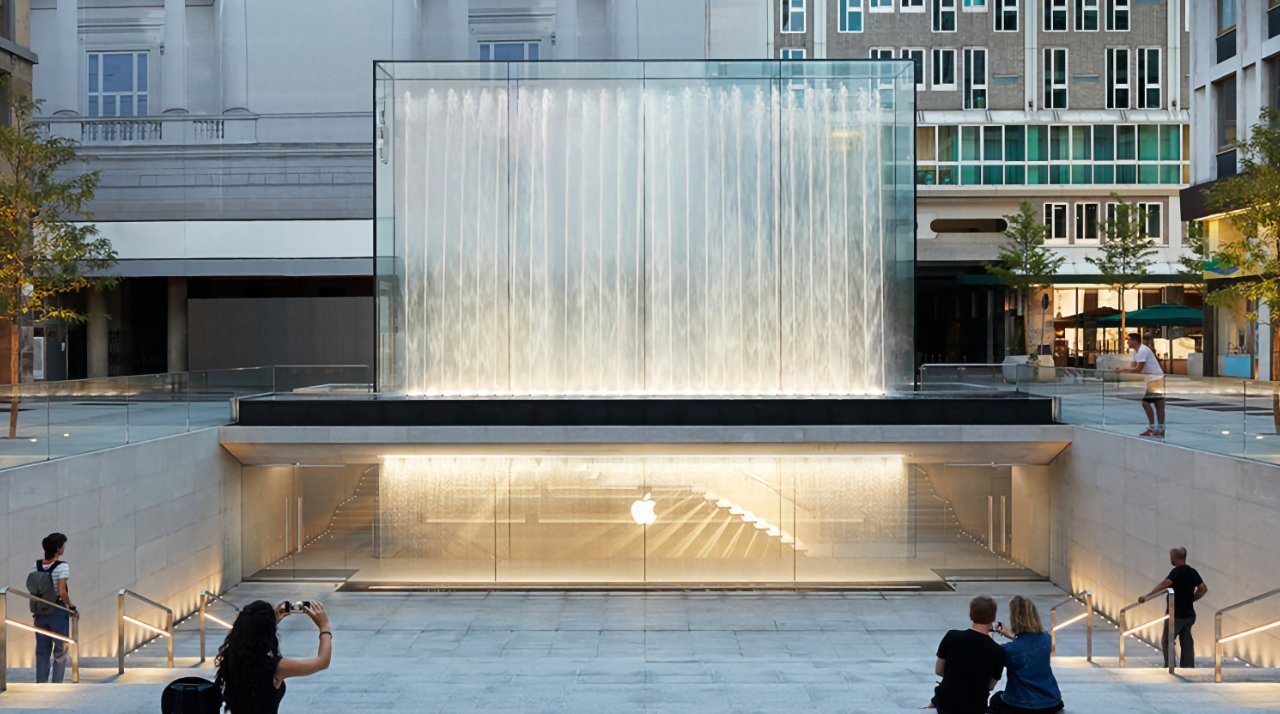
8, 320, 19, 439
1022, 290, 1033, 357
1118, 287, 1126, 353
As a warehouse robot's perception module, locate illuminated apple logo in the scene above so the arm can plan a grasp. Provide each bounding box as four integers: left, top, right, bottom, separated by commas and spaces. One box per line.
630, 492, 657, 525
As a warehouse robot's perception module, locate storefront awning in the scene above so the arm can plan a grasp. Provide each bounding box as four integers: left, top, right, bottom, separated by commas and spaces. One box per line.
1095, 303, 1204, 327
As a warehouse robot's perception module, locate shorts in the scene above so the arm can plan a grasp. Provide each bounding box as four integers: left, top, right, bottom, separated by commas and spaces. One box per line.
1142, 377, 1165, 403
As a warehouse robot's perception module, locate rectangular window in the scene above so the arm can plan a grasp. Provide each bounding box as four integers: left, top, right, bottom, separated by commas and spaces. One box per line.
1076, 0, 1099, 30
933, 0, 957, 31
782, 0, 806, 33
1106, 48, 1130, 109
871, 47, 895, 60
1106, 0, 1129, 31
479, 41, 540, 61
963, 0, 987, 9
1137, 48, 1161, 109
994, 0, 1019, 30
839, 0, 864, 31
1044, 0, 1067, 30
932, 49, 957, 89
1215, 75, 1237, 151
902, 48, 927, 89
1043, 48, 1068, 109
1045, 203, 1069, 241
1268, 55, 1280, 112
1138, 202, 1163, 241
1217, 0, 1237, 33
964, 48, 988, 109
902, 0, 926, 10
780, 48, 807, 60
0, 0, 12, 42
1116, 124, 1137, 159
1075, 203, 1101, 241
86, 51, 150, 117
870, 0, 894, 10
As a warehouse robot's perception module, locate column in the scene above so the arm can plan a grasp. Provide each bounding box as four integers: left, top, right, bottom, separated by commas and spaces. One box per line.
87, 288, 108, 378
447, 0, 469, 59
1257, 303, 1272, 381
392, 0, 423, 60
555, 0, 579, 60
1011, 466, 1051, 576
220, 0, 249, 113
167, 278, 188, 373
162, 0, 188, 113
50, 0, 79, 116
610, 0, 638, 59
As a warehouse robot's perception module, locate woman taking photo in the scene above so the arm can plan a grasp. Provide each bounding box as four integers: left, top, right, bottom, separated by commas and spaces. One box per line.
991, 596, 1064, 714
215, 600, 332, 713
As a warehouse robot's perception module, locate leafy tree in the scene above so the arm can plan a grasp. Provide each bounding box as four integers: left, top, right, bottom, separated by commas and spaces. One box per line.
1204, 109, 1280, 374
1085, 195, 1157, 343
0, 82, 116, 438
985, 201, 1066, 358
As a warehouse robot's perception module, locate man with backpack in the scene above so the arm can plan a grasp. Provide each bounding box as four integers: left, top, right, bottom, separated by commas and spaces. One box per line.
27, 532, 76, 683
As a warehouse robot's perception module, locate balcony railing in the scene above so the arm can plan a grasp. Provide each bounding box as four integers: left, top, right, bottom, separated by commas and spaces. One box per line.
39, 114, 259, 146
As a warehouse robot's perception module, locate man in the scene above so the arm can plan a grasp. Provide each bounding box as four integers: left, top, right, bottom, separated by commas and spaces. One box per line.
29, 533, 77, 683
1116, 332, 1165, 437
1138, 546, 1207, 668
929, 595, 1006, 714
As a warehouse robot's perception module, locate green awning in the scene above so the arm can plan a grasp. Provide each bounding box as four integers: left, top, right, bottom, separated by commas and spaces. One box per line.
1095, 303, 1203, 327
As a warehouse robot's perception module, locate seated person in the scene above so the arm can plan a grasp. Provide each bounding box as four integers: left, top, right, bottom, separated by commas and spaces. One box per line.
929, 595, 1006, 714
990, 596, 1064, 714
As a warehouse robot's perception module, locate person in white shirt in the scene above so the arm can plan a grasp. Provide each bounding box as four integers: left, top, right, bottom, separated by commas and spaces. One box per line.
1117, 332, 1165, 437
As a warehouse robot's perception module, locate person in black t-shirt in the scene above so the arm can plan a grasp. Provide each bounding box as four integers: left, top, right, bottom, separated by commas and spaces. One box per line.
928, 595, 1006, 714
1138, 546, 1207, 668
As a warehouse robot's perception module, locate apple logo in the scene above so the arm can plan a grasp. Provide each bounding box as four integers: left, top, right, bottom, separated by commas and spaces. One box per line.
631, 492, 657, 526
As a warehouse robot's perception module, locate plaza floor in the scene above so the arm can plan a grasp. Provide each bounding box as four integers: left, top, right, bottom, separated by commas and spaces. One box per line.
2, 581, 1276, 713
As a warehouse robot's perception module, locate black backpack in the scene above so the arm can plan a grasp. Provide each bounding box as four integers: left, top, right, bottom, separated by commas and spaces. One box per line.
161, 676, 222, 714
25, 560, 62, 616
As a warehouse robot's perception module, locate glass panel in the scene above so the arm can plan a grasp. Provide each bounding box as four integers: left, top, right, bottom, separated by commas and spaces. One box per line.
917, 126, 937, 161
137, 96, 148, 116
88, 54, 99, 92
88, 96, 99, 118
961, 125, 980, 160
1004, 125, 1025, 161
1138, 125, 1159, 160
1071, 126, 1091, 160
1049, 126, 1068, 160
136, 52, 148, 91
1071, 165, 1091, 184
1116, 164, 1136, 183
1094, 164, 1114, 183
103, 95, 117, 117
961, 164, 980, 184
1004, 165, 1025, 184
527, 43, 539, 61
983, 126, 1001, 161
480, 44, 491, 61
103, 53, 134, 92
1160, 125, 1180, 160
1027, 165, 1047, 184
938, 125, 959, 161
983, 165, 1003, 184
1116, 126, 1137, 160
1027, 125, 1047, 160
1160, 164, 1180, 183
1138, 164, 1159, 183
1050, 164, 1070, 184
938, 166, 957, 185
1094, 125, 1114, 160
119, 96, 133, 116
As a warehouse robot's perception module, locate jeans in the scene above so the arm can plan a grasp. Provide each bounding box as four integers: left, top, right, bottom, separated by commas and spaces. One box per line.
33, 607, 70, 683
1161, 614, 1196, 668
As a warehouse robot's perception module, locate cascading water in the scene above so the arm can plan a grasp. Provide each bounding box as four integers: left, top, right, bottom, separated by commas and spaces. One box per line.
386, 67, 908, 397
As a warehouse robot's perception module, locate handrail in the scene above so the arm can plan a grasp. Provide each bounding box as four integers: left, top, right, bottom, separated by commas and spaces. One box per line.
1215, 586, 1280, 683
0, 586, 80, 692
1049, 590, 1093, 662
1118, 589, 1176, 673
199, 590, 241, 663
117, 589, 174, 674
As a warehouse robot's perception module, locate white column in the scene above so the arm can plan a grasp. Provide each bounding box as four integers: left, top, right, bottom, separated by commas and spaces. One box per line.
610, 0, 638, 59
1257, 303, 1272, 381
447, 0, 469, 59
1024, 0, 1038, 111
51, 0, 79, 116
813, 0, 827, 59
162, 0, 188, 114
556, 0, 580, 60
220, 0, 250, 113
392, 0, 423, 60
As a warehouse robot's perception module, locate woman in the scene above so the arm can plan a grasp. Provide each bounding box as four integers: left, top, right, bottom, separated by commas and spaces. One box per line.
991, 596, 1064, 714
215, 600, 332, 713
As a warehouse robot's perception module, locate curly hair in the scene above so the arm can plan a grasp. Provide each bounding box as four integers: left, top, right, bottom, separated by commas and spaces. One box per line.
214, 600, 282, 712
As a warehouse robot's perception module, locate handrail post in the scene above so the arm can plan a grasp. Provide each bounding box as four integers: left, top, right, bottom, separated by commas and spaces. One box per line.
199, 592, 207, 664
166, 607, 174, 668
1215, 609, 1224, 684
1119, 608, 1126, 668
1, 587, 8, 693
70, 609, 79, 684
1085, 591, 1094, 663
117, 590, 126, 675
1049, 606, 1057, 656
1165, 588, 1176, 674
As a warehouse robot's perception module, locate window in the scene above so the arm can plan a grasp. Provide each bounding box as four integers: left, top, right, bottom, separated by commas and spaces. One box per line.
782, 0, 806, 33
932, 48, 957, 89
0, 0, 12, 42
994, 0, 1018, 30
479, 41, 540, 60
870, 0, 894, 10
1138, 202, 1163, 241
1045, 203, 1069, 241
780, 48, 807, 60
902, 0, 926, 9
1076, 0, 1099, 30
1106, 48, 1130, 109
1137, 48, 1161, 109
1268, 55, 1280, 112
870, 48, 895, 61
963, 0, 987, 9
1075, 203, 1101, 242
1044, 0, 1067, 30
1106, 0, 1129, 31
1043, 48, 1068, 109
839, 0, 864, 31
87, 51, 149, 117
933, 0, 957, 31
1215, 74, 1237, 151
902, 48, 927, 89
1217, 0, 1236, 33
964, 48, 988, 109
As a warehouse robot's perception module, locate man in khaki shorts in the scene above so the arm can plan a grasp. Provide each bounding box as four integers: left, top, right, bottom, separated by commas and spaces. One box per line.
1117, 332, 1165, 437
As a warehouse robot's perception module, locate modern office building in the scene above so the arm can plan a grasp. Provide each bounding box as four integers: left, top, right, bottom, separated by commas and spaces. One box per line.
1183, 0, 1280, 379
773, 0, 1199, 370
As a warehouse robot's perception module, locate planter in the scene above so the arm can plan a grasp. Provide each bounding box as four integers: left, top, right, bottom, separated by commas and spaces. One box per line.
1187, 352, 1204, 378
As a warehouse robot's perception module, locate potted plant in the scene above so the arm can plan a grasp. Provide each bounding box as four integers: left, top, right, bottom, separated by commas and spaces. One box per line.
985, 202, 1065, 383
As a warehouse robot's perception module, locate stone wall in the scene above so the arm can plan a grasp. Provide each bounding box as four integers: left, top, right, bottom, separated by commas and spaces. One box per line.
0, 429, 241, 666
1050, 427, 1280, 667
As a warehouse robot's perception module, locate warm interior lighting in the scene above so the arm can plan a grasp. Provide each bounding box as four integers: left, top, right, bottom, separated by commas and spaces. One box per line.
1052, 612, 1088, 632
123, 615, 171, 638
1219, 618, 1280, 644
1122, 614, 1169, 637
5, 618, 75, 644
203, 613, 234, 629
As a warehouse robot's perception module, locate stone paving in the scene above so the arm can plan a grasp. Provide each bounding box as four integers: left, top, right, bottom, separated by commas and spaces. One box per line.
2, 580, 1277, 712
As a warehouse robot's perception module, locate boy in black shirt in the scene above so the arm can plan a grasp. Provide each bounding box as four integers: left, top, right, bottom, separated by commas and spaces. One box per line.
929, 595, 1006, 714
1139, 546, 1207, 668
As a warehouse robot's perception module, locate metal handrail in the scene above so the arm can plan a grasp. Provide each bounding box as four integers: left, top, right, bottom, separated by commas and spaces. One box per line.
1049, 590, 1093, 662
1215, 586, 1280, 683
199, 591, 241, 663
1118, 589, 1176, 673
0, 586, 80, 691
117, 589, 174, 674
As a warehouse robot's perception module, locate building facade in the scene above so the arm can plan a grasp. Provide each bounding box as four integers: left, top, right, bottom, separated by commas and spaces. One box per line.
774, 0, 1198, 370
1183, 0, 1280, 379
2, 1, 38, 378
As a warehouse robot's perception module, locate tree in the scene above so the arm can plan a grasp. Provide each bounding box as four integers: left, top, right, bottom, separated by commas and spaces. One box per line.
0, 81, 116, 438
1086, 195, 1157, 345
1204, 109, 1280, 375
985, 201, 1066, 358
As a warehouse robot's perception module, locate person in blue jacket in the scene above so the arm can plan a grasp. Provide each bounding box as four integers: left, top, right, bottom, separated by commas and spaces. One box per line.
990, 596, 1065, 714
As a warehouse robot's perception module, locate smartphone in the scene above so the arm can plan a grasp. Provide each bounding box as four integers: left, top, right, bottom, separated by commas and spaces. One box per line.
285, 600, 311, 613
